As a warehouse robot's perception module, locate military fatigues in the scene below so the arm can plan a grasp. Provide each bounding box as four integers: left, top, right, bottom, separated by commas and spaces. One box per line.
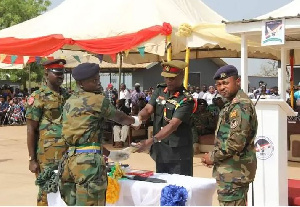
149, 84, 194, 176
25, 85, 69, 205
59, 88, 117, 206
211, 89, 258, 205
191, 109, 215, 143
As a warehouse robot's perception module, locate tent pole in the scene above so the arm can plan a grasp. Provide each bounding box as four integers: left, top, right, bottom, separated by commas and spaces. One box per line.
118, 53, 123, 98
167, 35, 172, 61
241, 33, 248, 93
184, 47, 190, 89
289, 49, 294, 108
279, 48, 287, 100
28, 64, 31, 94
70, 69, 71, 91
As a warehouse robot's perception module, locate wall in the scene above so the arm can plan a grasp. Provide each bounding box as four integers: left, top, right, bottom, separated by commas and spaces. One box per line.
132, 58, 221, 91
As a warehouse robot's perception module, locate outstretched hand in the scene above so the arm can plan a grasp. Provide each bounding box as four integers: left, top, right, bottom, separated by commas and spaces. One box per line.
201, 153, 214, 168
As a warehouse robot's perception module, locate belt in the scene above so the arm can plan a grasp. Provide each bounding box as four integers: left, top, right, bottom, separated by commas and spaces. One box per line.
68, 142, 101, 154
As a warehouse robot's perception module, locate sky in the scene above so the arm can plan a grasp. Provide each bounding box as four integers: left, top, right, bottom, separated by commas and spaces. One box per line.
49, 0, 293, 75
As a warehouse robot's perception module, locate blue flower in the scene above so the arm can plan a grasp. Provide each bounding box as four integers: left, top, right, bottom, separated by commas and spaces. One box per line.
160, 185, 188, 206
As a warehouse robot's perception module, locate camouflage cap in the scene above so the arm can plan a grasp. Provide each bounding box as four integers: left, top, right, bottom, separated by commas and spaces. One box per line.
213, 65, 238, 80
161, 60, 187, 78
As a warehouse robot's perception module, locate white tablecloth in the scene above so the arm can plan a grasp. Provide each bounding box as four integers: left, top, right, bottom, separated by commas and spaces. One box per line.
109, 173, 216, 206
48, 173, 216, 206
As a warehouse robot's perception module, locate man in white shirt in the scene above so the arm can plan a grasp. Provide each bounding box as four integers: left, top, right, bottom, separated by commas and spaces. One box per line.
192, 87, 201, 99
202, 86, 217, 105
119, 83, 131, 108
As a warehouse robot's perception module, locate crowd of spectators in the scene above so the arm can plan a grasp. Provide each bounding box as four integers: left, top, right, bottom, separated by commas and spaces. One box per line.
0, 84, 34, 125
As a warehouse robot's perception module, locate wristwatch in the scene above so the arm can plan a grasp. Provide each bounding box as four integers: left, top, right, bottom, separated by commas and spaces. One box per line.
29, 155, 36, 161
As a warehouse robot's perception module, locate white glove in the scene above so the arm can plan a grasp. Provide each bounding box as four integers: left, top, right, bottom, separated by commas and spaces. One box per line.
108, 150, 130, 162
131, 116, 142, 127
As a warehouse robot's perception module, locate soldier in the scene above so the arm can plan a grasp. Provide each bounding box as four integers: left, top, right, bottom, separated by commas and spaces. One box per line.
191, 99, 215, 154
59, 63, 139, 206
26, 59, 70, 206
136, 60, 195, 176
201, 65, 258, 206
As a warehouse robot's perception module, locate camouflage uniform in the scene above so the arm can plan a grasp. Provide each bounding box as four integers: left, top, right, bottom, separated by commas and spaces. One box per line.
211, 89, 258, 204
25, 85, 69, 206
59, 88, 116, 206
149, 83, 194, 176
191, 109, 215, 143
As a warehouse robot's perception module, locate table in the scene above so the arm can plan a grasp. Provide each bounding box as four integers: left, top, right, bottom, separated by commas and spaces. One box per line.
109, 173, 216, 206
48, 173, 216, 206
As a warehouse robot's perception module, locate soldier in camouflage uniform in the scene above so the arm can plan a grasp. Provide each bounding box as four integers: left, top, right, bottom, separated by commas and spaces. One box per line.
202, 65, 258, 206
136, 60, 195, 176
191, 99, 215, 154
59, 63, 138, 206
26, 59, 70, 206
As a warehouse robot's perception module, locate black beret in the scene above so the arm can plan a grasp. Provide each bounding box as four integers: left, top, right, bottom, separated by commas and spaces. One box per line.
213, 65, 239, 80
197, 98, 207, 106
72, 63, 100, 81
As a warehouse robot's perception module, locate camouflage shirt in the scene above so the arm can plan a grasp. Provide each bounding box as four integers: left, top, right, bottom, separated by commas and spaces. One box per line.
191, 109, 215, 135
211, 89, 258, 200
25, 85, 70, 139
62, 88, 117, 146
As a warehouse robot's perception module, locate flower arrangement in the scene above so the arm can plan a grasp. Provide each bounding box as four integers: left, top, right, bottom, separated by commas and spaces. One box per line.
106, 176, 120, 204
106, 163, 125, 204
160, 185, 188, 206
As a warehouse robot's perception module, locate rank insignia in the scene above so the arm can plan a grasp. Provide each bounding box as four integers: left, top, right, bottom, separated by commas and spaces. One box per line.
230, 110, 237, 118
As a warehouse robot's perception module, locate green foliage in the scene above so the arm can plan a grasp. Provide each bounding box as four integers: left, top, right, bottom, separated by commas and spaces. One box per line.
0, 0, 51, 29
0, 62, 44, 88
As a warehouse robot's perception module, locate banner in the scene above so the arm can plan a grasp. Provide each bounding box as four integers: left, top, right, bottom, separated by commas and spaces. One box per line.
261, 19, 285, 46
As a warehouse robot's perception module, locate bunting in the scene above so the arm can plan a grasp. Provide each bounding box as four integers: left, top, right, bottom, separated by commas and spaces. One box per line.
138, 46, 145, 57
73, 55, 81, 63
0, 54, 6, 63
11, 55, 18, 65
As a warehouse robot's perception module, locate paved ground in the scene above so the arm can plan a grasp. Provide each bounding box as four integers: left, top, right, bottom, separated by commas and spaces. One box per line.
1, 125, 300, 206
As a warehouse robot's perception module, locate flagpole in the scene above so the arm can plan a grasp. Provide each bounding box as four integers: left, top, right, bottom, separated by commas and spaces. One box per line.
167, 35, 172, 61
118, 53, 123, 98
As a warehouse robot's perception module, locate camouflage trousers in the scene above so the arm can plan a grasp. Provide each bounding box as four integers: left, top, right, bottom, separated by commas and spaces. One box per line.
219, 198, 247, 206
59, 152, 107, 206
36, 138, 67, 206
217, 182, 249, 206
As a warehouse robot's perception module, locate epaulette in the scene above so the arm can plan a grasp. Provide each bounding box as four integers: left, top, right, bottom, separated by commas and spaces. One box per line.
156, 83, 167, 88
182, 90, 193, 102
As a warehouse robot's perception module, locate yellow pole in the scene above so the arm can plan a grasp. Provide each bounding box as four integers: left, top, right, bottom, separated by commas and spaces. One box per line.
167, 35, 172, 61
184, 47, 190, 89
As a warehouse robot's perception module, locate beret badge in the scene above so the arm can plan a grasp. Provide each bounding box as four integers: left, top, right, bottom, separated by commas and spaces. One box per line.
220, 73, 227, 78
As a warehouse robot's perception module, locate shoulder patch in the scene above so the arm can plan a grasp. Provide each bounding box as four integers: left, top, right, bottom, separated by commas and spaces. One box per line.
183, 91, 193, 101
27, 96, 34, 105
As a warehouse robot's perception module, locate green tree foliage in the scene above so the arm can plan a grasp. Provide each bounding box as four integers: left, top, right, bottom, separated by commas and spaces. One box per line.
0, 0, 51, 29
0, 0, 51, 88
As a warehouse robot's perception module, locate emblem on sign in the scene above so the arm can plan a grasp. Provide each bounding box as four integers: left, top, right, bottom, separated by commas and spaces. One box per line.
255, 136, 274, 160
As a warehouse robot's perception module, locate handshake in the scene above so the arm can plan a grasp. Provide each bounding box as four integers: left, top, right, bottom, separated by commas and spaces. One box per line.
131, 116, 142, 127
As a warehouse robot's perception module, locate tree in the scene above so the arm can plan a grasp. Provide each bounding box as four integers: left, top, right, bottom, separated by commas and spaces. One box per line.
257, 60, 278, 77
0, 0, 51, 29
0, 0, 51, 88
